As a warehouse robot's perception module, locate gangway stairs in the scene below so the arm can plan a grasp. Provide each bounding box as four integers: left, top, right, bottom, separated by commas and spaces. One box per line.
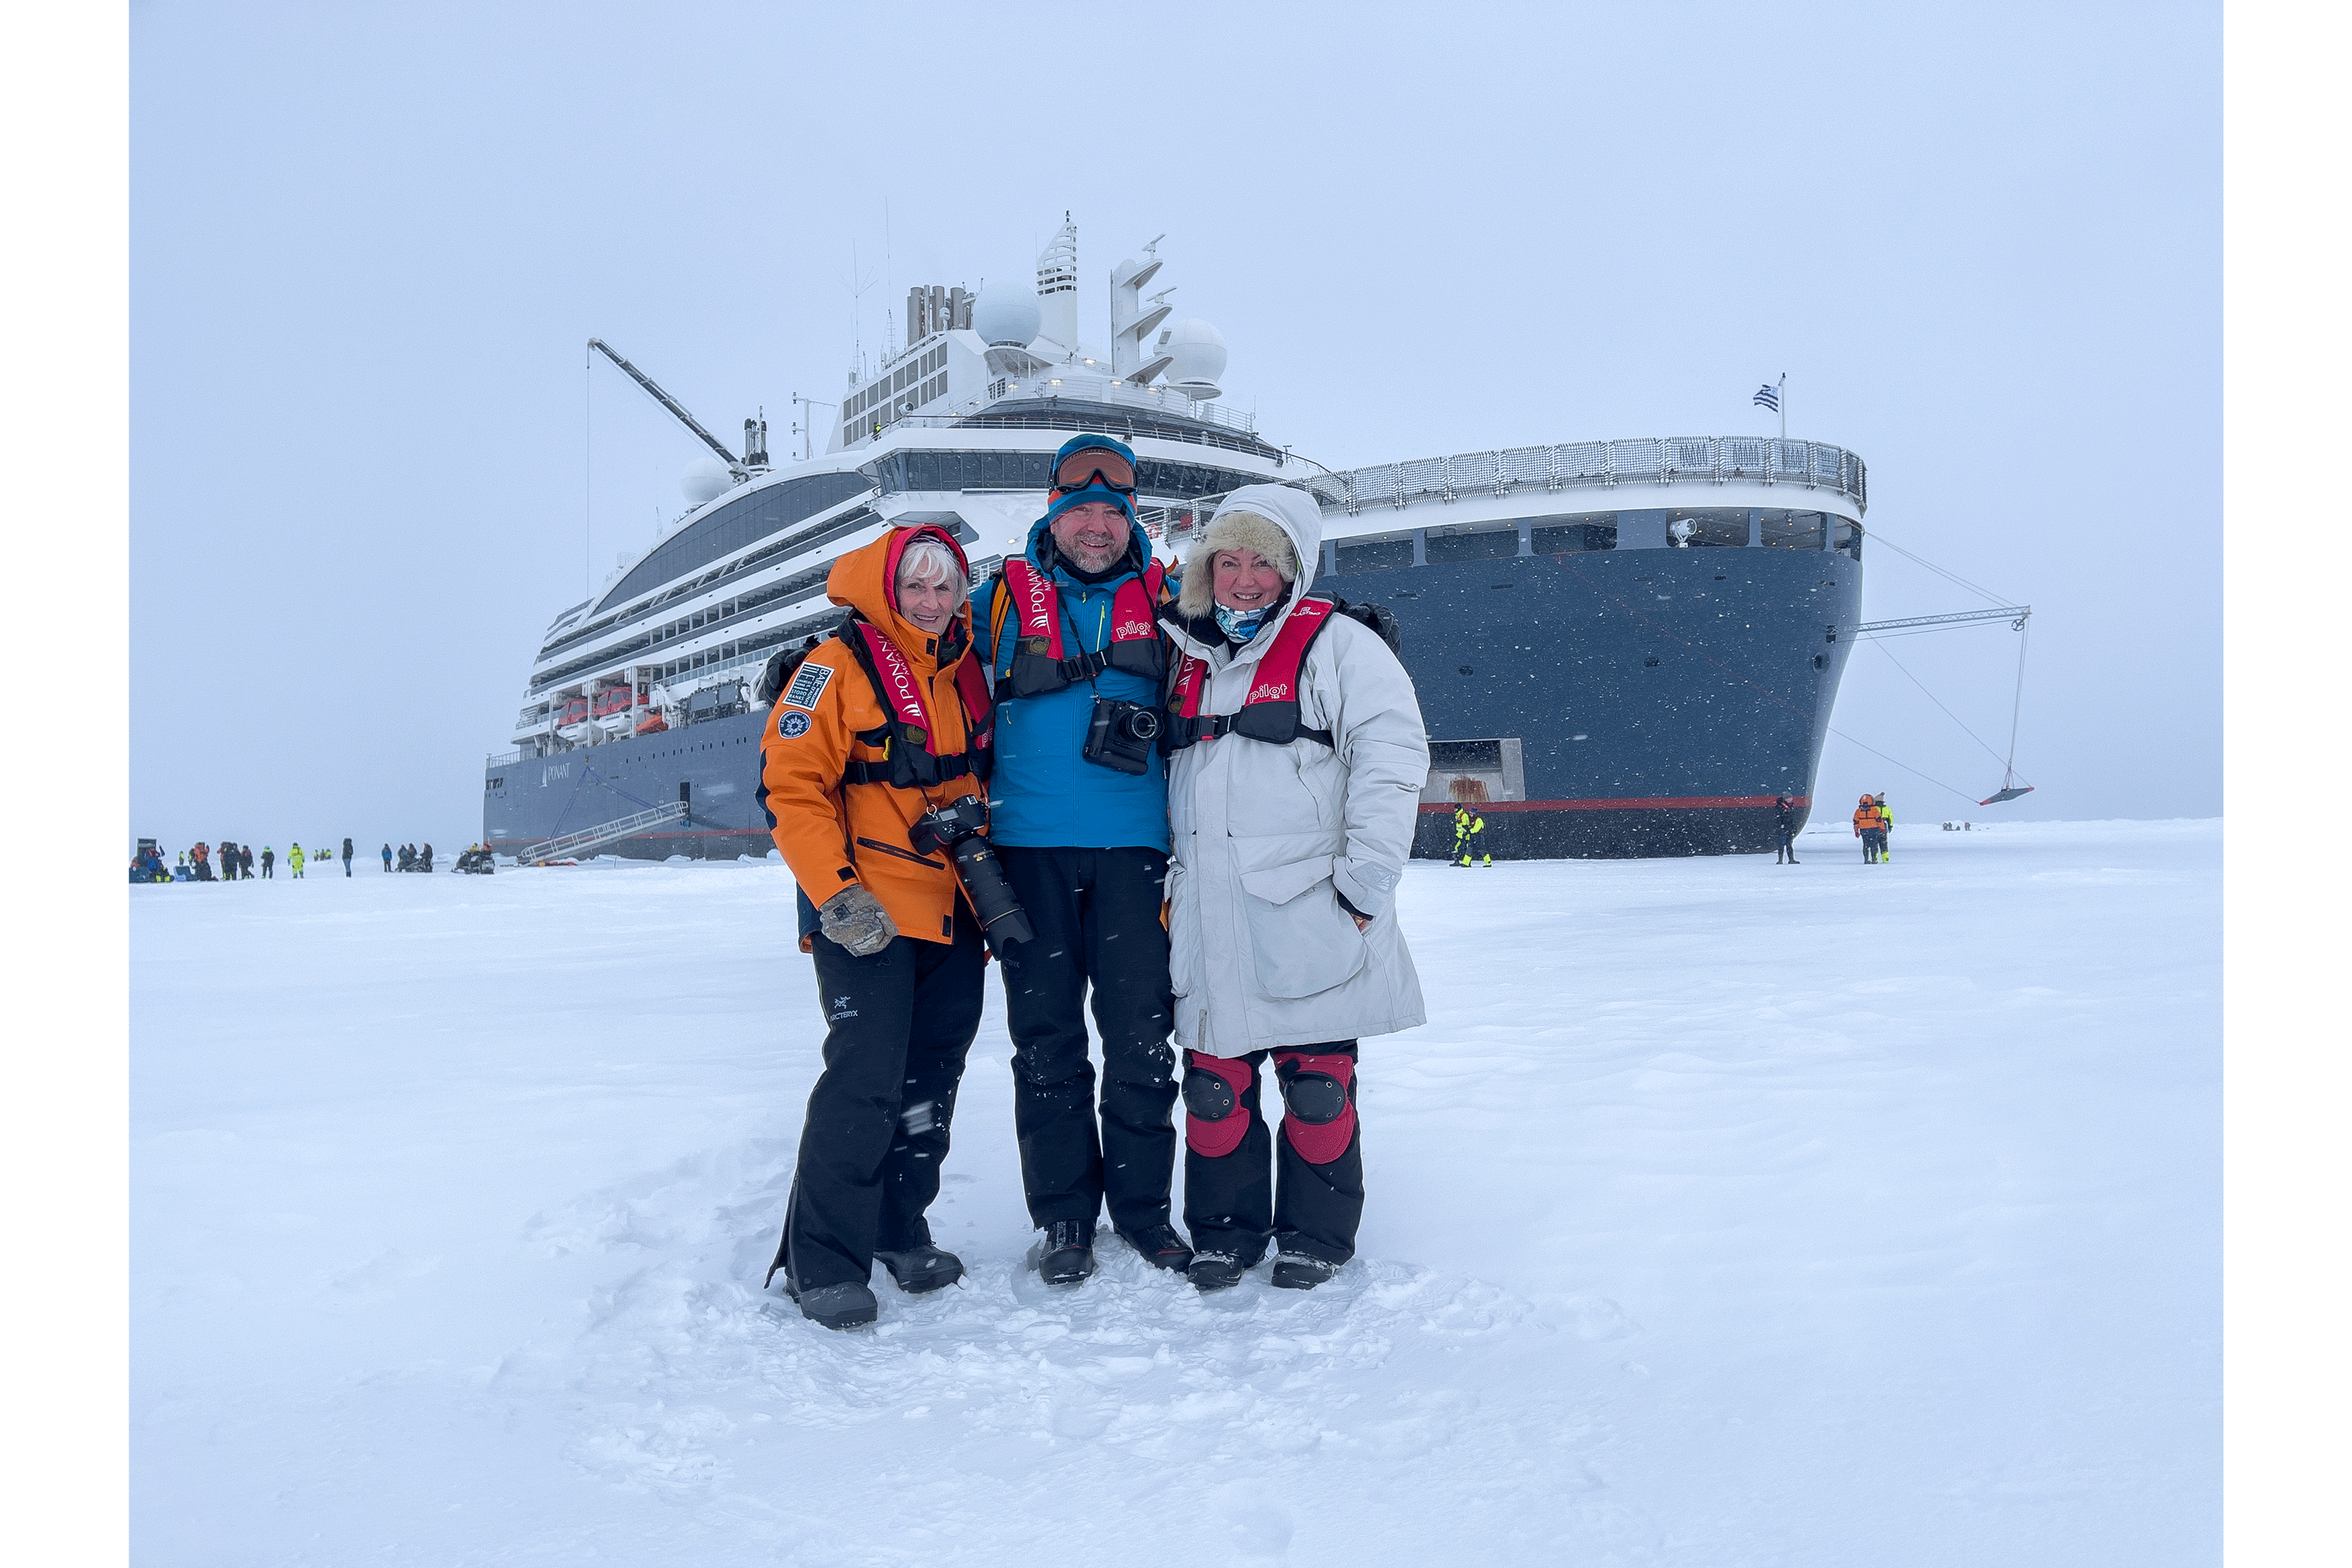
519, 800, 687, 864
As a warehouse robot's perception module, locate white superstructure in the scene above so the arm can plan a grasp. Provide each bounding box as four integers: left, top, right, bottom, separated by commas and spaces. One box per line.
502, 223, 1287, 761
499, 219, 1867, 766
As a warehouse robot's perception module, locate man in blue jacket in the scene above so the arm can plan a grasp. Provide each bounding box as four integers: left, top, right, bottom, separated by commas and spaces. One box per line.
975, 434, 1190, 1286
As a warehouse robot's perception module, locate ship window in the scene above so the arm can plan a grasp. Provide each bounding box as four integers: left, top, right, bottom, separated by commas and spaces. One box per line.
1835, 521, 1864, 560
1664, 507, 1751, 548
1530, 520, 1617, 554
1759, 509, 1827, 550
600, 471, 871, 609
1425, 527, 1520, 564
1334, 539, 1414, 574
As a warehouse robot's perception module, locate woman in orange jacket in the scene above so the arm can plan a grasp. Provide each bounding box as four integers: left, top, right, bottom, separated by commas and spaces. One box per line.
757, 523, 999, 1330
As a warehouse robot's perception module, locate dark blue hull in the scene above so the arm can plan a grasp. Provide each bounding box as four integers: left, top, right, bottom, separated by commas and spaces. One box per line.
1327, 541, 1861, 858
484, 542, 1860, 862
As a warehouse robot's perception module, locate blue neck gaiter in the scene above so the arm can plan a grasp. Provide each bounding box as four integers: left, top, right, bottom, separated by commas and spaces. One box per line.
1214, 602, 1269, 644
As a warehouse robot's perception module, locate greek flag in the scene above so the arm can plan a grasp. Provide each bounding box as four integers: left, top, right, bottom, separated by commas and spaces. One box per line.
1752, 382, 1780, 413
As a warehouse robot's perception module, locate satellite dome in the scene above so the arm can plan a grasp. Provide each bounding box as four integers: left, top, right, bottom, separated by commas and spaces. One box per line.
1160, 318, 1228, 401
681, 456, 732, 508
972, 281, 1042, 347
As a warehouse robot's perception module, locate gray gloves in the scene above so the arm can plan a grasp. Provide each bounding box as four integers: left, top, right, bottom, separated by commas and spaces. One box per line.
818, 885, 898, 956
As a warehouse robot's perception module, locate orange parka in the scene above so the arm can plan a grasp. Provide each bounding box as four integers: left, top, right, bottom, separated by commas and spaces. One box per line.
759, 525, 990, 946
1852, 799, 1877, 836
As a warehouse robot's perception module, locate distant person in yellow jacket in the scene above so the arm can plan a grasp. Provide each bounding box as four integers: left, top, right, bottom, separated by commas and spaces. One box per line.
1873, 794, 1893, 862
289, 842, 306, 878
1452, 802, 1490, 866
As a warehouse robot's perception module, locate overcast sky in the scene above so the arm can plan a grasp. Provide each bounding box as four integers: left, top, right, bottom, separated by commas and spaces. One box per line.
129, 0, 2216, 850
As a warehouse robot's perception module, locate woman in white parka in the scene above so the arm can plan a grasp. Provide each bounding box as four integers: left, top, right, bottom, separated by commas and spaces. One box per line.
1157, 484, 1429, 1294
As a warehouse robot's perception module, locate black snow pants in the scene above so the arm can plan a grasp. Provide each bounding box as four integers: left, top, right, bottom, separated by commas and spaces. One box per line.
1182, 1040, 1363, 1268
768, 904, 985, 1294
995, 845, 1179, 1236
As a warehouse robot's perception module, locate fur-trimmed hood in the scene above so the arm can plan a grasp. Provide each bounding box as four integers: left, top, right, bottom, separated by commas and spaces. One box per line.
1177, 484, 1323, 617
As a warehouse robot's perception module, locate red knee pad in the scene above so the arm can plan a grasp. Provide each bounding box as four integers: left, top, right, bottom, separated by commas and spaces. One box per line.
1182, 1051, 1257, 1159
1273, 1051, 1357, 1165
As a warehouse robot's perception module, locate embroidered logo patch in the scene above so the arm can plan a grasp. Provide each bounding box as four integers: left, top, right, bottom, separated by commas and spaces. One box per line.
782, 662, 833, 710
776, 710, 812, 739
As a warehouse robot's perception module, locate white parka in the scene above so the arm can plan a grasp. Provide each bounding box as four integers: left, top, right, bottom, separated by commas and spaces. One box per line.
1163, 485, 1430, 1058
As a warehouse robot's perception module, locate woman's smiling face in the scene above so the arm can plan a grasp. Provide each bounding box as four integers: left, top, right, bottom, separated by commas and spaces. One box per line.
1210, 548, 1285, 613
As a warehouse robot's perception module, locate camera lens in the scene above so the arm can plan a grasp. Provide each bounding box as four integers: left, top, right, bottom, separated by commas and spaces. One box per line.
1121, 706, 1163, 742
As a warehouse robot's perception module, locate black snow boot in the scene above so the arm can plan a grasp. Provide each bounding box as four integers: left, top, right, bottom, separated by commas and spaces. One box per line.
785, 1278, 879, 1330
1038, 1218, 1097, 1286
1115, 1223, 1195, 1274
1188, 1251, 1247, 1294
1271, 1253, 1340, 1291
873, 1244, 965, 1294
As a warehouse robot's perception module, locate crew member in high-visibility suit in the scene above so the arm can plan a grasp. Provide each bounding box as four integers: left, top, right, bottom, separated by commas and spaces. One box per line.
1872, 793, 1893, 862
1452, 802, 1489, 866
756, 522, 995, 1331
1851, 796, 1881, 863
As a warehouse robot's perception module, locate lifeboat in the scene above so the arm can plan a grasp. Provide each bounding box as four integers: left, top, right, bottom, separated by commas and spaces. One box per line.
635, 710, 670, 735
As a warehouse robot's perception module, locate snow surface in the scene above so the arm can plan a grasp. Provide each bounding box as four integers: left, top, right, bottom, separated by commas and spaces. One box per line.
131, 819, 2218, 1566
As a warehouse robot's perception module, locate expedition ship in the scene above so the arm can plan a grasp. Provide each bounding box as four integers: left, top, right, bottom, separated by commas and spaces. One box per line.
482, 221, 1868, 863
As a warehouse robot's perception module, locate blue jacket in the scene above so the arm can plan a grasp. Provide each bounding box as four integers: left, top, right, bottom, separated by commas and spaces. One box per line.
973, 518, 1169, 850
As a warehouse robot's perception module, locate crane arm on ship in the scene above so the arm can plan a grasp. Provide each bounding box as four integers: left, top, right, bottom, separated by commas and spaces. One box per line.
1846, 605, 2031, 639
587, 338, 747, 481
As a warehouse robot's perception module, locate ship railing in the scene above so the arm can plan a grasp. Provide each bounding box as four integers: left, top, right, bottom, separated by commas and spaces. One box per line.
1306, 437, 1867, 517
845, 373, 1271, 459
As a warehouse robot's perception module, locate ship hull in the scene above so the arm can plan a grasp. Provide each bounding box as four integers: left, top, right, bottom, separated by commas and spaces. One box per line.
485, 542, 1860, 862
1325, 539, 1863, 859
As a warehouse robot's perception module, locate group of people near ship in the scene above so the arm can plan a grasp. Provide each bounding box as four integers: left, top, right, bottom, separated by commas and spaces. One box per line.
757, 435, 1429, 1330
132, 836, 458, 881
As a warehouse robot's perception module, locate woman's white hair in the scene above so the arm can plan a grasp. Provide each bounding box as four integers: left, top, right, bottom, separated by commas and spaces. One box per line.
895, 534, 968, 597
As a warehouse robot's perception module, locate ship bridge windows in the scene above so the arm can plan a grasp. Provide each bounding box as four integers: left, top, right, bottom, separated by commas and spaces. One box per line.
1424, 522, 1522, 564
1528, 515, 1618, 554
1834, 519, 1864, 560
599, 470, 873, 611
1758, 509, 1828, 550
1334, 536, 1415, 574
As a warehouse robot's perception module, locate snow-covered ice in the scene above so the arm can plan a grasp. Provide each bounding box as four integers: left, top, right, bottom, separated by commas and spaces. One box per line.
131, 819, 2217, 1565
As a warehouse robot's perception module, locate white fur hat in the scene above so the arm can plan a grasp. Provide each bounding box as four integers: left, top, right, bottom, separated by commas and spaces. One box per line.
1180, 510, 1298, 615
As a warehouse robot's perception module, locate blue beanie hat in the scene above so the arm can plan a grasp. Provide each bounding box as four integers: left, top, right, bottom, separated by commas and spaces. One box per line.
1042, 434, 1138, 531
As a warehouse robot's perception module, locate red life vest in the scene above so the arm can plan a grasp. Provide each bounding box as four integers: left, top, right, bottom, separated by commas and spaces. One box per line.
1163, 597, 1341, 752
837, 615, 996, 790
993, 557, 1167, 700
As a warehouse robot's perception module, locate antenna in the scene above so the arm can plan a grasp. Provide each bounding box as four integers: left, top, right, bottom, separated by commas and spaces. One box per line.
840, 242, 880, 379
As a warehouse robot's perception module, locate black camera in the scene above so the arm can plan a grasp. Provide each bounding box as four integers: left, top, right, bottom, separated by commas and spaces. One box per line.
908, 797, 1036, 955
1081, 696, 1163, 775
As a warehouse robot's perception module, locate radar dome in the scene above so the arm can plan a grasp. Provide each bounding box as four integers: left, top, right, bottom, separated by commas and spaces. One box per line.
1160, 318, 1228, 401
972, 281, 1042, 347
681, 456, 732, 508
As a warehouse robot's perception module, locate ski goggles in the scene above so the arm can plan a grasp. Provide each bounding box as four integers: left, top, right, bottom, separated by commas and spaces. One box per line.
1050, 443, 1137, 495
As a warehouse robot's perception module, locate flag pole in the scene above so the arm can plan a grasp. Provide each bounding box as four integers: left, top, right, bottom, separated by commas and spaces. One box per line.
1779, 372, 1787, 441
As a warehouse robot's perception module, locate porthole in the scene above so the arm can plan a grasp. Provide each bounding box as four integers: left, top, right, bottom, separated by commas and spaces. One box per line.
1813, 653, 1828, 670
